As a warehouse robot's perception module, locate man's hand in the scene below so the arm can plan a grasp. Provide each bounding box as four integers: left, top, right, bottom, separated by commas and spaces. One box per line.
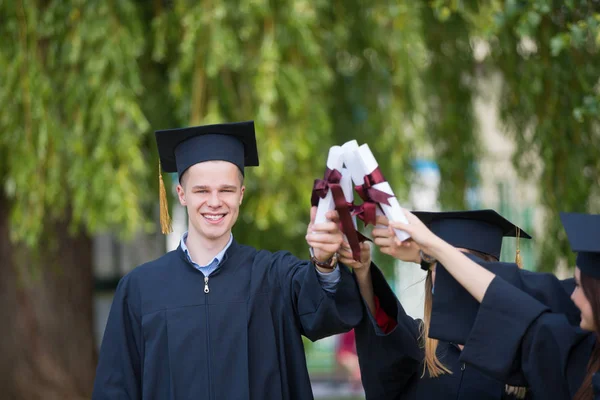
305, 206, 344, 267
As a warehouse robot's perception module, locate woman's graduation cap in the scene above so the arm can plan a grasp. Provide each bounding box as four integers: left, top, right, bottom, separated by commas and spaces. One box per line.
560, 212, 600, 277
424, 210, 531, 346
413, 209, 531, 263
154, 121, 259, 234
428, 211, 580, 348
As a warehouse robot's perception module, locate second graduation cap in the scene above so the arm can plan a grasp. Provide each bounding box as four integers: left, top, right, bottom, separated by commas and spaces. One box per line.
428, 210, 582, 346
560, 212, 600, 278
413, 209, 532, 261
420, 209, 532, 346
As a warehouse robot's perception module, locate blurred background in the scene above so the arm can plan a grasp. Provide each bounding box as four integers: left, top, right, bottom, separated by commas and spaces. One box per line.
1, 1, 599, 399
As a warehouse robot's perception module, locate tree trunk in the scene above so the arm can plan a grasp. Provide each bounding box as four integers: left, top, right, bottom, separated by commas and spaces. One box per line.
0, 192, 97, 400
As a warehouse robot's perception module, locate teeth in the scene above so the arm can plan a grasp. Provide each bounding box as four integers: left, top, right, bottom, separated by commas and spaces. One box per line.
204, 214, 224, 221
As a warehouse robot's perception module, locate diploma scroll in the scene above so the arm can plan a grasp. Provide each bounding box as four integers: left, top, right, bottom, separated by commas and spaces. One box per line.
313, 146, 344, 224
340, 167, 357, 229
355, 144, 411, 241
340, 167, 358, 245
341, 141, 386, 229
311, 146, 362, 261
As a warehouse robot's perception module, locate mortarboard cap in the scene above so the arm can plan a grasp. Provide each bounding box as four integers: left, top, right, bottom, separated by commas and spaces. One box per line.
155, 120, 259, 179
560, 212, 600, 278
413, 209, 531, 261
154, 121, 259, 234
429, 212, 581, 350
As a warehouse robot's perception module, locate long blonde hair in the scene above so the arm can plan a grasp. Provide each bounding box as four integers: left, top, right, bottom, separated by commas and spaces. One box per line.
420, 250, 528, 398
421, 269, 452, 378
420, 250, 495, 377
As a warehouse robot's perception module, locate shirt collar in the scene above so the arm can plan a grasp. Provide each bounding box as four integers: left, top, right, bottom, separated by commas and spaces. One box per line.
180, 232, 233, 267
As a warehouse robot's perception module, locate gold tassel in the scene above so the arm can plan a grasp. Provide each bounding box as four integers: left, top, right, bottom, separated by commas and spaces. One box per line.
515, 227, 523, 269
159, 161, 173, 234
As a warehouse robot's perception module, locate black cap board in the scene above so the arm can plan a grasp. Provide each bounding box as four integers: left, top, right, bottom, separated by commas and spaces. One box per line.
560, 212, 600, 278
413, 209, 531, 260
155, 120, 259, 180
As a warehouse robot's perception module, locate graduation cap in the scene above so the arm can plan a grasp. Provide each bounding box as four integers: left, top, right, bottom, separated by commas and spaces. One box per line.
560, 212, 600, 278
413, 209, 532, 263
154, 121, 259, 234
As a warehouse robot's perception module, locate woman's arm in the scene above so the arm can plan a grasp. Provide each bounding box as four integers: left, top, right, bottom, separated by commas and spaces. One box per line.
338, 241, 377, 316
388, 211, 496, 304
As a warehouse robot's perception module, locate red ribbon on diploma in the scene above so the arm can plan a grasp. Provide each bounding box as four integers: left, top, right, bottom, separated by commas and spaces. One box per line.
311, 168, 363, 261
311, 168, 342, 206
353, 167, 394, 226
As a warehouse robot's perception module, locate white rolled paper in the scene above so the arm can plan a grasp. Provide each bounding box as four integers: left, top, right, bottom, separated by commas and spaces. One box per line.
355, 144, 411, 241
340, 167, 357, 229
342, 140, 387, 230
314, 146, 345, 224
341, 141, 364, 186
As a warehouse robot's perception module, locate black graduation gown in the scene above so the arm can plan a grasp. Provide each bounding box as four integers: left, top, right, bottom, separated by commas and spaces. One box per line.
454, 276, 594, 399
430, 254, 581, 346
354, 265, 524, 400
594, 373, 600, 400
92, 240, 363, 400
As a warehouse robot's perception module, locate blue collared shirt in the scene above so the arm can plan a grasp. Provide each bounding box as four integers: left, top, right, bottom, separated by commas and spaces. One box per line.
180, 232, 233, 277
180, 232, 340, 292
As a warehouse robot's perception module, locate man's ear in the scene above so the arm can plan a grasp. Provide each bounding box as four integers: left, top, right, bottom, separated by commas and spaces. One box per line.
176, 184, 186, 206
239, 186, 245, 205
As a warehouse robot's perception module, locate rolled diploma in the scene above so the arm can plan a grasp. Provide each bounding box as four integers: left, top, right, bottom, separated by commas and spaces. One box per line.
340, 167, 357, 230
355, 144, 411, 241
341, 140, 386, 229
315, 146, 344, 224
341, 140, 364, 186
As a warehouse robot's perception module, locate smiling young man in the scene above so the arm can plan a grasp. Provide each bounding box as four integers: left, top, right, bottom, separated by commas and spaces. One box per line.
92, 121, 364, 400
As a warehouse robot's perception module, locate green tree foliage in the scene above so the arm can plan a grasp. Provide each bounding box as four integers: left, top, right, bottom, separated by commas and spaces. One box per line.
427, 0, 600, 270
3, 0, 599, 275
471, 0, 600, 270
2, 1, 598, 274
0, 1, 152, 249
421, 2, 480, 210
491, 0, 600, 271
0, 1, 427, 264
